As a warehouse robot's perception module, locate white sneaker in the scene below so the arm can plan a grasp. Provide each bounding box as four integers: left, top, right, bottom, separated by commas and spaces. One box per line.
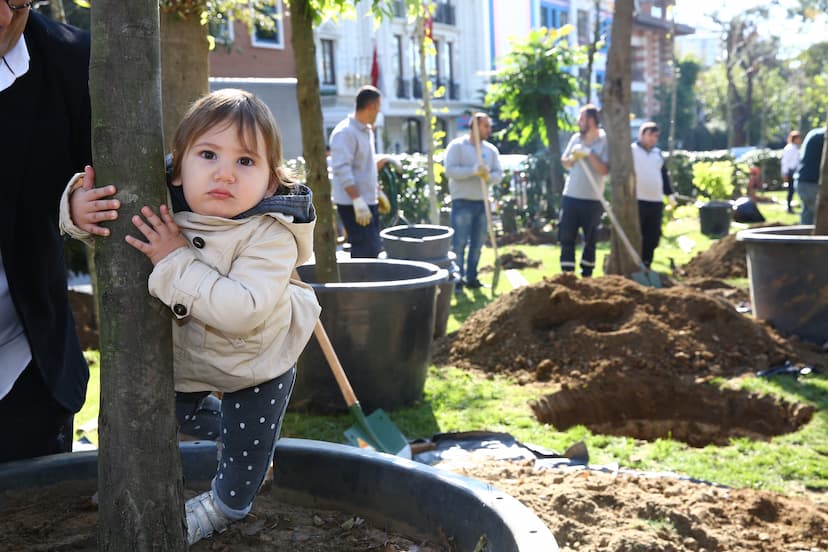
185, 490, 233, 545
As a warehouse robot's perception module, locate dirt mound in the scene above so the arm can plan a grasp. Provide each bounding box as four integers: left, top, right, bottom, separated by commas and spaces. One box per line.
499, 250, 542, 269
680, 223, 781, 279
438, 457, 828, 551
498, 227, 557, 246
436, 273, 797, 386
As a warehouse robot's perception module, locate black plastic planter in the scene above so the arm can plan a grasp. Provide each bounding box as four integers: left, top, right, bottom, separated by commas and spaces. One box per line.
737, 225, 828, 344
0, 439, 558, 551
699, 200, 732, 237
292, 259, 448, 413
380, 224, 454, 261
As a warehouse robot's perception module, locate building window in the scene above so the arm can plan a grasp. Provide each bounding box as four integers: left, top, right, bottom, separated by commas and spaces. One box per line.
539, 2, 568, 29
252, 1, 284, 50
402, 118, 422, 153
576, 9, 589, 45
320, 39, 336, 86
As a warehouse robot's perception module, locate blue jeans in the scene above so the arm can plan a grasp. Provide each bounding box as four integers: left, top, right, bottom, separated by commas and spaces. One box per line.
558, 196, 604, 276
337, 203, 383, 258
451, 199, 487, 283
796, 180, 818, 225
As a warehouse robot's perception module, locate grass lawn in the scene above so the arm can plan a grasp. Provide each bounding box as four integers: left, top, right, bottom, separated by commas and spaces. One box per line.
75, 191, 828, 495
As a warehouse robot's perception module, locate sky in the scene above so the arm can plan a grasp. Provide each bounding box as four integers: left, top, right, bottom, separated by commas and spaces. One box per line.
672, 0, 826, 56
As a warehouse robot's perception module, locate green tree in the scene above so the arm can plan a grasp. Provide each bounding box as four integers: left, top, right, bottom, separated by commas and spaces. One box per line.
653, 57, 701, 149
485, 25, 585, 208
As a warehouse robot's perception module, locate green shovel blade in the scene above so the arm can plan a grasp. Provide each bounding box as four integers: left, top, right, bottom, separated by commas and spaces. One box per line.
343, 406, 410, 458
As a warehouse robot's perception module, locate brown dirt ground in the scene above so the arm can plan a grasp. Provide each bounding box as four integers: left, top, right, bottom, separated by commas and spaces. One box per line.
432, 258, 828, 550
678, 223, 781, 280
0, 480, 448, 552
435, 455, 828, 552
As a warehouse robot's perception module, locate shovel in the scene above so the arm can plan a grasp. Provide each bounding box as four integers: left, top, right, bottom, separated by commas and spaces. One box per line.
471, 116, 502, 294
577, 157, 662, 288
311, 320, 412, 458
293, 272, 411, 458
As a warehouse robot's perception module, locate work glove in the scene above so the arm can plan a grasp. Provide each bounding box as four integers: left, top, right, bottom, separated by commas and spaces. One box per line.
386, 157, 403, 174
378, 189, 391, 215
475, 164, 490, 182
667, 193, 678, 208
352, 196, 372, 226
569, 144, 592, 161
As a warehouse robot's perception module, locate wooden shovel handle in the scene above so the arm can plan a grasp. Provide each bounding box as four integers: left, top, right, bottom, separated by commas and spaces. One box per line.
292, 270, 359, 407
471, 117, 499, 262
312, 320, 359, 407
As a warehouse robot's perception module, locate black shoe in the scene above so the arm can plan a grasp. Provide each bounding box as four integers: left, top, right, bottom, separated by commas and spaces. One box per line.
465, 279, 486, 289
454, 281, 464, 294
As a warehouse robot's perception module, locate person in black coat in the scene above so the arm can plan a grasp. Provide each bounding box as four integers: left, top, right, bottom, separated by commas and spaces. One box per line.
0, 4, 92, 462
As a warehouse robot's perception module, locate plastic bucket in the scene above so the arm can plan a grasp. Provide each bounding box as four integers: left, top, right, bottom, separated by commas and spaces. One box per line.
380, 224, 454, 261
736, 225, 828, 344
292, 259, 447, 413
699, 200, 732, 237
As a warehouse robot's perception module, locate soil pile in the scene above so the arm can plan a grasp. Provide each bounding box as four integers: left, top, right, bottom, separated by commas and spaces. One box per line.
498, 250, 542, 270
437, 456, 828, 552
680, 223, 781, 279
498, 227, 557, 246
437, 273, 797, 385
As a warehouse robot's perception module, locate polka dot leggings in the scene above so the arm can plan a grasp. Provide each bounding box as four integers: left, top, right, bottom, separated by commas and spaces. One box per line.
174, 366, 296, 518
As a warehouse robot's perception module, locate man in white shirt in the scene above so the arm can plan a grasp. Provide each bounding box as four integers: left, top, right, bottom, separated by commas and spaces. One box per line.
781, 130, 801, 213
631, 122, 675, 268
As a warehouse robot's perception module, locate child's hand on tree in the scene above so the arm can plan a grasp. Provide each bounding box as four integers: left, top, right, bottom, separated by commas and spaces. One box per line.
69, 165, 120, 237
125, 205, 188, 265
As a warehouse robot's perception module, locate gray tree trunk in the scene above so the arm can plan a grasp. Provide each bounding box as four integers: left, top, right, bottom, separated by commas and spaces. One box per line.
290, 0, 339, 282
814, 120, 828, 235
600, 0, 640, 276
90, 1, 186, 549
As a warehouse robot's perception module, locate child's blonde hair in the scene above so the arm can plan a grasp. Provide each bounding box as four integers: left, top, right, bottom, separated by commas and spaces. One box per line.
171, 89, 293, 195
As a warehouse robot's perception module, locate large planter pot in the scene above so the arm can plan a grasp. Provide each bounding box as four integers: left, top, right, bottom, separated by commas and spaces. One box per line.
380, 224, 454, 261
292, 259, 448, 413
699, 200, 732, 237
380, 224, 457, 338
736, 225, 828, 344
0, 439, 558, 551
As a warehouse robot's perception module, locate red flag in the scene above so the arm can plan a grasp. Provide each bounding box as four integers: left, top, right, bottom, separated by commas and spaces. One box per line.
424, 14, 433, 40
370, 44, 380, 89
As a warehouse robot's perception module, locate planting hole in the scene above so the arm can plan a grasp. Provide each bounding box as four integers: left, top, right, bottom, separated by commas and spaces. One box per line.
530, 374, 814, 447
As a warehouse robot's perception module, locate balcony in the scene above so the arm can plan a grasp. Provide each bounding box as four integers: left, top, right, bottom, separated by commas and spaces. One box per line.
434, 3, 456, 25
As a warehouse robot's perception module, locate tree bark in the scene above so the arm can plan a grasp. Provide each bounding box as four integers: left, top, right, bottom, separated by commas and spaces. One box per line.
160, 11, 210, 152
814, 120, 828, 235
541, 109, 564, 214
90, 1, 186, 549
290, 0, 339, 282
600, 0, 640, 276
417, 16, 439, 224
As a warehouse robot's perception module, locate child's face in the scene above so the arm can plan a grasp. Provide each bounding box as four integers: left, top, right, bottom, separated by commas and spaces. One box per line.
173, 122, 275, 218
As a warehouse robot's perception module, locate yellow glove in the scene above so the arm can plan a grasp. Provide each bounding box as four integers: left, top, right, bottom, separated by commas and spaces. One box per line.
378, 189, 391, 215
352, 196, 372, 226
571, 144, 593, 161
475, 164, 490, 182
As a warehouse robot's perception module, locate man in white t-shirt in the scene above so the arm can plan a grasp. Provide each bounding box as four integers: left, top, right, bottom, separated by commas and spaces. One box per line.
631, 122, 675, 268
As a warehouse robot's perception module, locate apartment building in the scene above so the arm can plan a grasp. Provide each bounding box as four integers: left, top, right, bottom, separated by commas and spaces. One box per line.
208, 1, 488, 157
